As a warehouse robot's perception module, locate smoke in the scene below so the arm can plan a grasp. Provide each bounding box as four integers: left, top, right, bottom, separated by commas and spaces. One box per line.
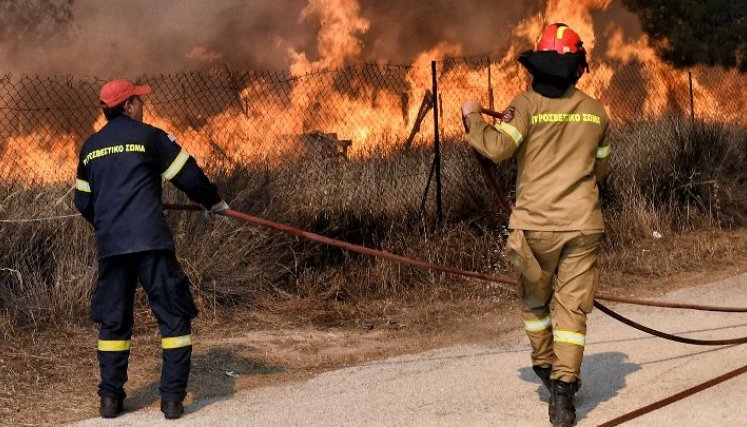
357, 1, 532, 64
0, 1, 75, 48
0, 0, 643, 77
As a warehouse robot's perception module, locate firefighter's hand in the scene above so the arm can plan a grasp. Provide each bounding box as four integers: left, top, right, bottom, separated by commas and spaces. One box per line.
210, 200, 229, 214
461, 99, 481, 132
461, 99, 481, 118
205, 200, 230, 219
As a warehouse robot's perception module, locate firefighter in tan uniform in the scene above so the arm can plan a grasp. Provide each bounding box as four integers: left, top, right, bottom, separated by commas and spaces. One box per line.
461, 23, 611, 427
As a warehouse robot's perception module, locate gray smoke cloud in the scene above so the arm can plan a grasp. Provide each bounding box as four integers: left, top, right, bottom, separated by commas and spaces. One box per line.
0, 0, 643, 78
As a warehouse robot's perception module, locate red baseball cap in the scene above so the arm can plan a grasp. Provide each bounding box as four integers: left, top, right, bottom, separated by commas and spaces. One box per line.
99, 79, 152, 108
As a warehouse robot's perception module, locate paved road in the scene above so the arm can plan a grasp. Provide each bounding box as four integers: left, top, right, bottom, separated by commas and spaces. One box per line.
68, 273, 747, 426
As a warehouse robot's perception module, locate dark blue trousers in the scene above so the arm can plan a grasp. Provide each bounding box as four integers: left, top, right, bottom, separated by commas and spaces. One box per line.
92, 250, 198, 402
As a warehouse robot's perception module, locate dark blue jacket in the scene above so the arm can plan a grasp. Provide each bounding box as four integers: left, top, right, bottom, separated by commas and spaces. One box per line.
74, 116, 221, 259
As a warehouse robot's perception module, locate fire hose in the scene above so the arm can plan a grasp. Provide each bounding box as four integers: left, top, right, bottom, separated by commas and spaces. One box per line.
597, 362, 747, 426
165, 203, 747, 345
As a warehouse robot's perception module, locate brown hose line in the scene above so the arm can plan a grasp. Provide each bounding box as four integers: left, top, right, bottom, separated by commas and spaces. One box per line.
595, 301, 747, 345
164, 204, 747, 340
471, 149, 513, 215
165, 204, 520, 292
597, 362, 747, 426
595, 292, 747, 313
468, 107, 513, 215
480, 107, 505, 119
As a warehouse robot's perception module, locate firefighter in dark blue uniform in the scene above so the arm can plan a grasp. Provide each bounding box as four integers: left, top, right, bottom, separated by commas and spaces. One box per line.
74, 79, 229, 419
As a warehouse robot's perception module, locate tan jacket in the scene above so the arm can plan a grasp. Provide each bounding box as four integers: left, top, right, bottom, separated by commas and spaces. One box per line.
467, 87, 611, 231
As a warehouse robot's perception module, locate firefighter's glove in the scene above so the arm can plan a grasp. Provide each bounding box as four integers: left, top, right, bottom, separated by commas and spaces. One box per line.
461, 99, 481, 132
204, 200, 230, 220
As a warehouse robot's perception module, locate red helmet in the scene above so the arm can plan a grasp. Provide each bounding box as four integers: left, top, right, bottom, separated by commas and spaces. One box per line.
536, 23, 585, 55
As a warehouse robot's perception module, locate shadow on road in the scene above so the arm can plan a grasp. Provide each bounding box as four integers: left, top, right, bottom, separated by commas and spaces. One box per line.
126, 345, 283, 415
518, 351, 640, 422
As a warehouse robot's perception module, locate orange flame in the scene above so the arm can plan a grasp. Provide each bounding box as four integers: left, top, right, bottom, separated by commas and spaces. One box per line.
288, 0, 370, 75
2, 0, 745, 185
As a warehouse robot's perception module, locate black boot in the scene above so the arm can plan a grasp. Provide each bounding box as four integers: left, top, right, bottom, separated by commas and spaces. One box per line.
532, 365, 552, 391
549, 380, 577, 427
161, 400, 184, 419
99, 396, 123, 418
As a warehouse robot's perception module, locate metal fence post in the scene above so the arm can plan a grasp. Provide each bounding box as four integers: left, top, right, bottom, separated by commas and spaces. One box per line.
431, 60, 443, 224
487, 55, 496, 125
688, 71, 695, 122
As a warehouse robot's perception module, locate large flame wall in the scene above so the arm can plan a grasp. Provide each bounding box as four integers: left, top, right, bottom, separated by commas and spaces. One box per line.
1, 53, 745, 187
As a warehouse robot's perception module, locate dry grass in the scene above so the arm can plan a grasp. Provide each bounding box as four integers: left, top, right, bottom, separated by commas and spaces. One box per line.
1, 118, 745, 334
0, 117, 746, 425
604, 118, 747, 233
1, 232, 745, 426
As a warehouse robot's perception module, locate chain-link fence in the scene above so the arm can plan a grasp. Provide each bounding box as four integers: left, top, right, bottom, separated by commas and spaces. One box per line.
1, 54, 745, 222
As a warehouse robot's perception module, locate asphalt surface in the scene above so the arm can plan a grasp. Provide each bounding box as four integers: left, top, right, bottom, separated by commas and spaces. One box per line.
68, 273, 747, 426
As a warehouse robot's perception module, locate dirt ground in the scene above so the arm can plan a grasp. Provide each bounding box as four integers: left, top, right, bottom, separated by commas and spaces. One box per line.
1, 231, 746, 427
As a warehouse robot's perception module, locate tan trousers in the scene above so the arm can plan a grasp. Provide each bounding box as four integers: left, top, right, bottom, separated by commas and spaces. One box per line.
517, 230, 603, 383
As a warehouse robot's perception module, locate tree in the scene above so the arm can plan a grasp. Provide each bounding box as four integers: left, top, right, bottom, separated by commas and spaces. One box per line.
623, 0, 746, 71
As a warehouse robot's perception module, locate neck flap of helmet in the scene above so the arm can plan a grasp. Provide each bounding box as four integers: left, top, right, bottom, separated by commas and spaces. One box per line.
518, 50, 588, 98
